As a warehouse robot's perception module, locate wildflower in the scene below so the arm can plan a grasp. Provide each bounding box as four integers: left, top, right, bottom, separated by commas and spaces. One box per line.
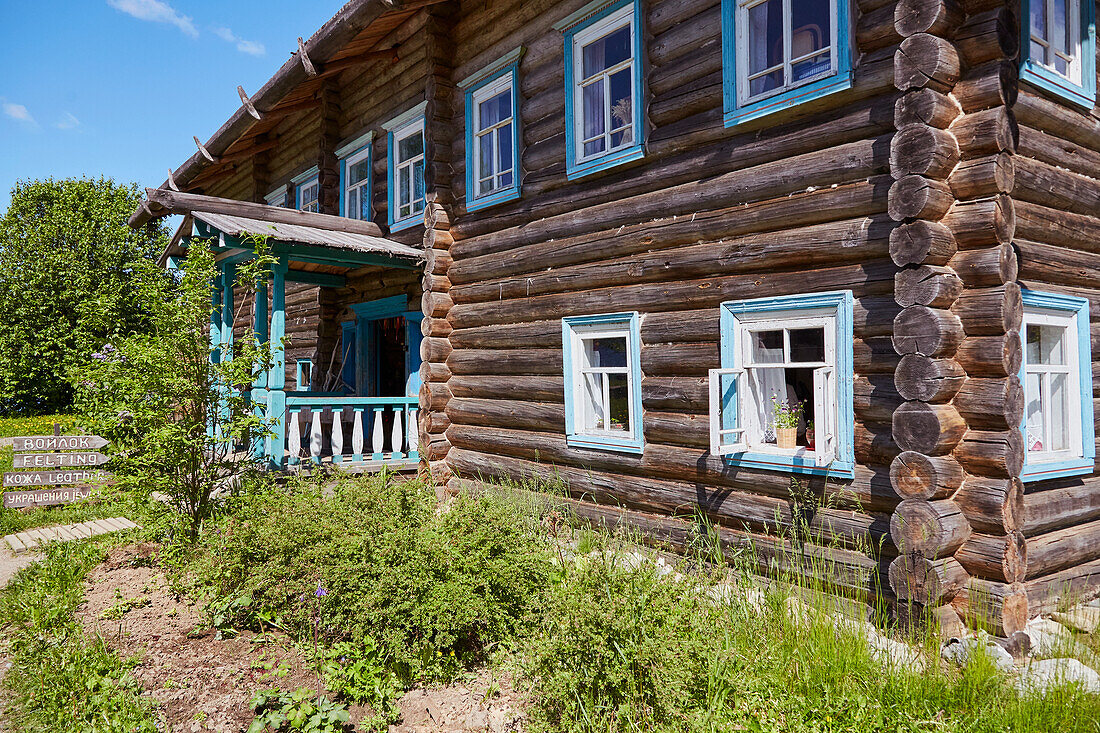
315, 582, 328, 598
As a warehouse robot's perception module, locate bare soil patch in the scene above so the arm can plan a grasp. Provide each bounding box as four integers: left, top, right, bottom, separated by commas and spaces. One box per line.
77, 544, 526, 732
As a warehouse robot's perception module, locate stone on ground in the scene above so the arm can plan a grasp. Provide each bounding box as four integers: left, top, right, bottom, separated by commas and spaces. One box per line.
941, 635, 1015, 674
1052, 606, 1100, 635
1016, 658, 1100, 695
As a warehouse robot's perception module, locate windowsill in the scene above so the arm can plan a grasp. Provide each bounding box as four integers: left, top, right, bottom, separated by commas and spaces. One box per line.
1021, 456, 1095, 483
567, 432, 644, 455
722, 448, 855, 479
389, 215, 424, 233
566, 143, 644, 181
466, 186, 521, 213
1020, 61, 1096, 110
724, 73, 853, 128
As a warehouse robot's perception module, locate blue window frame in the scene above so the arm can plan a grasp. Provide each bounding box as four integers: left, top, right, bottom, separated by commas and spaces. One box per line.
1020, 0, 1097, 109
296, 359, 313, 391
382, 102, 428, 233
459, 48, 524, 212
562, 312, 644, 454
711, 291, 855, 478
292, 167, 320, 212
1020, 289, 1095, 482
337, 131, 373, 221
556, 0, 646, 180
721, 0, 853, 127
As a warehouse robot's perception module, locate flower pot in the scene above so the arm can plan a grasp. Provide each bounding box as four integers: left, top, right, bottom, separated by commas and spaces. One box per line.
806, 429, 815, 451
776, 427, 798, 450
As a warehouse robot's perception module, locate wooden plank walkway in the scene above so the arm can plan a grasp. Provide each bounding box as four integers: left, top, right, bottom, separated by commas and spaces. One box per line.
3, 517, 140, 555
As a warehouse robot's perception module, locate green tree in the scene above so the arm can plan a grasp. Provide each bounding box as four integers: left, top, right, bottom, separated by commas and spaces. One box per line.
0, 177, 169, 415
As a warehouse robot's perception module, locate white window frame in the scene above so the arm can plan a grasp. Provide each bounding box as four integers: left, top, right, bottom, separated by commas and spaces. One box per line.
471, 73, 517, 201
1028, 0, 1084, 85
343, 146, 372, 220
391, 116, 426, 226
1022, 306, 1083, 464
297, 176, 320, 213
735, 0, 840, 107
264, 187, 288, 208
570, 3, 638, 167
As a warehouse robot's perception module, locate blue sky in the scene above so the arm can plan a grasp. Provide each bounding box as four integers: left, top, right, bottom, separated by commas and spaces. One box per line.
0, 0, 347, 213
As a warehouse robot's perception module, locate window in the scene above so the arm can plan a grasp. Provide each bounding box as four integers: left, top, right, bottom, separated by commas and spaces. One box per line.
710, 291, 854, 477
1020, 290, 1095, 482
557, 0, 645, 179
459, 48, 523, 212
383, 103, 428, 232
296, 359, 313, 392
337, 131, 373, 221
264, 187, 288, 208
292, 167, 320, 213
562, 312, 643, 454
721, 0, 853, 127
1021, 0, 1096, 108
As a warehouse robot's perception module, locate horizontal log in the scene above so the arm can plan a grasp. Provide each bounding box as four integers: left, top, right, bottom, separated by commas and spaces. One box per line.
957, 531, 1026, 583
890, 498, 971, 557
948, 152, 1014, 199
855, 421, 901, 466
649, 3, 721, 67
854, 376, 903, 425
642, 376, 708, 412
956, 332, 1021, 378
888, 174, 955, 221
446, 348, 562, 376
894, 354, 966, 402
955, 476, 1022, 535
1026, 557, 1100, 617
895, 265, 963, 308
951, 577, 1027, 636
954, 8, 1018, 66
1017, 239, 1100, 291
941, 194, 1015, 248
1023, 478, 1100, 537
860, 1, 902, 52
1014, 201, 1100, 256
855, 336, 903, 375
448, 375, 563, 402
1013, 90, 1100, 156
647, 0, 720, 37
641, 342, 718, 376
950, 106, 1015, 158
951, 283, 1022, 336
889, 554, 969, 604
894, 32, 961, 93
889, 219, 957, 266
1012, 155, 1100, 218
954, 376, 1023, 431
954, 429, 1024, 478
892, 305, 965, 357
891, 451, 964, 500
445, 397, 565, 432
949, 242, 1017, 287
892, 401, 967, 455
952, 60, 1017, 113
1026, 518, 1100, 581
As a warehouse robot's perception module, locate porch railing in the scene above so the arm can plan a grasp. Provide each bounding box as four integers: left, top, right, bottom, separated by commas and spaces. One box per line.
284, 396, 419, 466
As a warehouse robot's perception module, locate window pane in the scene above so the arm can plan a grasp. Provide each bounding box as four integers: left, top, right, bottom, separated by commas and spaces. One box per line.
399, 131, 423, 162
582, 372, 606, 431
792, 0, 830, 56
789, 328, 825, 363
1026, 371, 1044, 452
347, 188, 359, 219
500, 170, 513, 188
479, 90, 510, 129
582, 80, 605, 140
607, 373, 630, 432
751, 330, 784, 364
1031, 40, 1047, 61
499, 123, 513, 173
749, 70, 784, 97
583, 24, 631, 78
793, 50, 832, 82
1032, 0, 1047, 39
609, 68, 633, 131
748, 0, 783, 75
399, 166, 411, 207
1053, 0, 1068, 52
1050, 372, 1070, 451
1027, 324, 1066, 366
413, 160, 425, 209
359, 189, 371, 220
585, 336, 628, 368
349, 159, 368, 186
479, 133, 495, 181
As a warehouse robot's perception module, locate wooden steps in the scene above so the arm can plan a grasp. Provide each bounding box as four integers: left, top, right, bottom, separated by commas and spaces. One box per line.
3, 517, 141, 555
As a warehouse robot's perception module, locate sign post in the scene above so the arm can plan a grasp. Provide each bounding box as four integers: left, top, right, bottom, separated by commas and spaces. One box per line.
3, 424, 111, 509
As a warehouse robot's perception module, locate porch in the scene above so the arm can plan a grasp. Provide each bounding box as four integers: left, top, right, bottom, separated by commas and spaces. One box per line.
159, 189, 426, 471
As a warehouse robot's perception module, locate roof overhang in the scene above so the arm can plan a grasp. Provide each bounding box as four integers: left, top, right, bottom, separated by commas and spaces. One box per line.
129, 0, 443, 229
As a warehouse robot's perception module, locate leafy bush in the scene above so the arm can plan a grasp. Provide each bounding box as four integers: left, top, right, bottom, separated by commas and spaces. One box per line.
248, 688, 351, 733
0, 541, 156, 732
185, 473, 556, 683
0, 178, 168, 415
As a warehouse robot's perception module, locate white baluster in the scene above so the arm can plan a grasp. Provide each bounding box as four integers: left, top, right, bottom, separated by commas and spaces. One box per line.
406, 407, 418, 458
287, 408, 301, 465
331, 408, 344, 463
390, 407, 404, 458
352, 408, 364, 461
371, 408, 385, 458
310, 409, 323, 464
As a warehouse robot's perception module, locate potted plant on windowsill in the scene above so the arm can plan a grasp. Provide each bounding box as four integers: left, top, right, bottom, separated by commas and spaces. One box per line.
771, 396, 804, 451
806, 420, 815, 451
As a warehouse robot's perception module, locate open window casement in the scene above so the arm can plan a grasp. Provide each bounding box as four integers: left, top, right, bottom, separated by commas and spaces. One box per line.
812, 366, 835, 467
709, 368, 748, 455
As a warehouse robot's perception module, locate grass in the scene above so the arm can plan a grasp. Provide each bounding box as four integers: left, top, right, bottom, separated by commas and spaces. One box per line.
0, 540, 157, 732
0, 413, 78, 439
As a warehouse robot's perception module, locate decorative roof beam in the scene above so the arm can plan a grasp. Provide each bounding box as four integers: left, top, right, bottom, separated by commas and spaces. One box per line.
238, 86, 262, 120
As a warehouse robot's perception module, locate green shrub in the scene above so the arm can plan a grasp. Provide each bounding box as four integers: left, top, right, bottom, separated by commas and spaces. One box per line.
186, 473, 556, 683
0, 541, 156, 732
248, 688, 351, 733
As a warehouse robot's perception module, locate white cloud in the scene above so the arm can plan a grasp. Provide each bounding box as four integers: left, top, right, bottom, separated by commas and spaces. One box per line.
2, 102, 35, 125
56, 112, 81, 130
212, 26, 266, 57
107, 0, 198, 38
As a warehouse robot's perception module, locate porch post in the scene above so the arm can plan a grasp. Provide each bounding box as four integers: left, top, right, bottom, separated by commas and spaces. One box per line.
252, 278, 269, 461
266, 256, 289, 467
221, 263, 235, 359
208, 271, 224, 440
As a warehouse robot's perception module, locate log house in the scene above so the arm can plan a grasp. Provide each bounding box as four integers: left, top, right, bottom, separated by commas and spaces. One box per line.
132, 0, 1100, 634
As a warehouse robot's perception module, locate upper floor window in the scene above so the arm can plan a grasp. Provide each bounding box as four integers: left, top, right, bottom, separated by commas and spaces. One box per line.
383, 103, 428, 232
709, 291, 855, 477
459, 48, 524, 213
292, 167, 320, 213
721, 0, 853, 127
1021, 0, 1097, 109
562, 312, 644, 454
337, 131, 373, 221
264, 187, 288, 208
1020, 290, 1095, 482
557, 0, 645, 180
